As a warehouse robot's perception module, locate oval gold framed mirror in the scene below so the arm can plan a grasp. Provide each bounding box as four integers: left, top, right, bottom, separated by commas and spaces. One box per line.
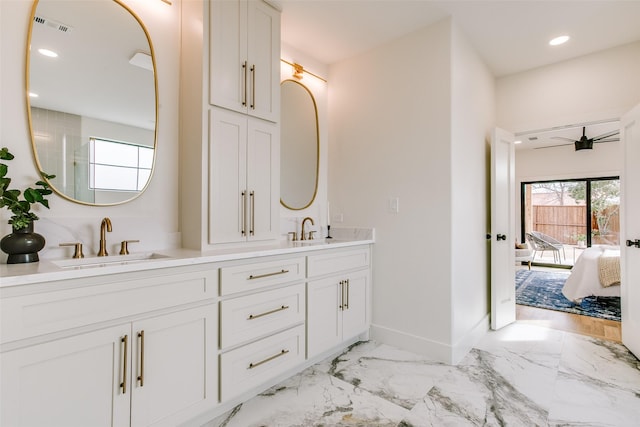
280, 79, 319, 210
26, 0, 158, 205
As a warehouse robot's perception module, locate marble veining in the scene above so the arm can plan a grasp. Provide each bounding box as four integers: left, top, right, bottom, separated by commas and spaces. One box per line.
203, 323, 640, 426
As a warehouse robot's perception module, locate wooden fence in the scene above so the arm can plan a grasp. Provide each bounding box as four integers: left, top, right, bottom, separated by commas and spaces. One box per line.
531, 205, 620, 244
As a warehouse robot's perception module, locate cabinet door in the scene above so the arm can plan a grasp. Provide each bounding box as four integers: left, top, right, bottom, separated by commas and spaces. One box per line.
341, 269, 370, 340
130, 304, 217, 427
210, 0, 248, 113
209, 108, 248, 245
246, 0, 280, 122
247, 117, 279, 241
307, 277, 342, 358
0, 324, 131, 427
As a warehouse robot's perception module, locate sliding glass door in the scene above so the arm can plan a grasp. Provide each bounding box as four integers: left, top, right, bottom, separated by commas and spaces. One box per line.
521, 177, 619, 267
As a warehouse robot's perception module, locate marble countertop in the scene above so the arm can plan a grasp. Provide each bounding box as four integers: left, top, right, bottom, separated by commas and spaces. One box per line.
0, 228, 374, 288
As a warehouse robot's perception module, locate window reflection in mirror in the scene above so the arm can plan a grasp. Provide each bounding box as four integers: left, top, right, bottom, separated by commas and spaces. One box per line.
27, 0, 157, 205
280, 79, 319, 210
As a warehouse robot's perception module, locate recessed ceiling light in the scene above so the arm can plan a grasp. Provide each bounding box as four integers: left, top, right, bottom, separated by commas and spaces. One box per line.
38, 48, 58, 58
514, 140, 522, 144
549, 35, 570, 46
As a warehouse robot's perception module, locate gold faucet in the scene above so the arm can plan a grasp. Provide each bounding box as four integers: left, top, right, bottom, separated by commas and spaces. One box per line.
301, 217, 315, 240
98, 217, 112, 256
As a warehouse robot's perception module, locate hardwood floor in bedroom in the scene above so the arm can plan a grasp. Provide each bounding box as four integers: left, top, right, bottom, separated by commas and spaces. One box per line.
516, 304, 621, 342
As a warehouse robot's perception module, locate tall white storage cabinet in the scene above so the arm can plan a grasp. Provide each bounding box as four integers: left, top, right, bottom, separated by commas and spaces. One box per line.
210, 0, 280, 122
180, 0, 281, 250
209, 107, 279, 245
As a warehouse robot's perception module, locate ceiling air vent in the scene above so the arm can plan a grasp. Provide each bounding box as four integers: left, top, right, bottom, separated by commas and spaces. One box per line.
33, 15, 73, 34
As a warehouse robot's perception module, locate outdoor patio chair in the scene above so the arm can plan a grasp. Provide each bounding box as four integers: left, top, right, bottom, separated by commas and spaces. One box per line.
526, 231, 566, 263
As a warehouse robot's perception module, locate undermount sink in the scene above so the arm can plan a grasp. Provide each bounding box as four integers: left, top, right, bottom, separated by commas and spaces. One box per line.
52, 252, 171, 269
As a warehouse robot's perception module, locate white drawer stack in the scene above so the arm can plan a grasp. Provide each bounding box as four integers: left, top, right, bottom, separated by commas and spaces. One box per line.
218, 256, 306, 402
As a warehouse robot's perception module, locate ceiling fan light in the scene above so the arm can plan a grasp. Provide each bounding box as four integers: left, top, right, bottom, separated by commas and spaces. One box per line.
575, 139, 593, 151
549, 35, 570, 46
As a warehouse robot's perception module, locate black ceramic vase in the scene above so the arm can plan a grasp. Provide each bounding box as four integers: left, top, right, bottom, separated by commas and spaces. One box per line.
1, 223, 46, 264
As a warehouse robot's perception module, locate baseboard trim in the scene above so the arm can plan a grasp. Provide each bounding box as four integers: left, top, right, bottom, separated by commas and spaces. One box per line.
370, 323, 453, 364
370, 315, 490, 365
451, 314, 490, 365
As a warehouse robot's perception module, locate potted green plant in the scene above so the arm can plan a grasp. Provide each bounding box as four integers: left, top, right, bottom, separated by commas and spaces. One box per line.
0, 147, 55, 263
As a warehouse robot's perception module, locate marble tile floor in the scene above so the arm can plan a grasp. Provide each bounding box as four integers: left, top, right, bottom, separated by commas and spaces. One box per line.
204, 323, 640, 427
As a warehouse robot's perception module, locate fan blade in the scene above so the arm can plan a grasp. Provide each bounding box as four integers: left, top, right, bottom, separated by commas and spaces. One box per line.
533, 143, 573, 150
592, 130, 620, 141
550, 136, 576, 142
593, 138, 620, 143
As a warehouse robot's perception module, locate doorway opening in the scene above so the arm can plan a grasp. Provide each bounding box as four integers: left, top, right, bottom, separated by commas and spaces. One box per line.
516, 177, 621, 339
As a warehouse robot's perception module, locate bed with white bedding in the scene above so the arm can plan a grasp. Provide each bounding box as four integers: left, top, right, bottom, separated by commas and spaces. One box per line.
562, 246, 621, 303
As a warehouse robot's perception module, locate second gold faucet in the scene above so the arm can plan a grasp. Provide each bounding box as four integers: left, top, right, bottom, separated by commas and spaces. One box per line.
301, 217, 315, 240
98, 217, 112, 256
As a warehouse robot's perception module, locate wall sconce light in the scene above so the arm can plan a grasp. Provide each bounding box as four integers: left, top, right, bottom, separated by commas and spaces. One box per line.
292, 63, 304, 79
281, 59, 327, 83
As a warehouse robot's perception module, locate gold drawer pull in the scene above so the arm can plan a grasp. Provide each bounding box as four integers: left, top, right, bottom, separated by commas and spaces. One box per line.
137, 330, 145, 387
248, 349, 289, 369
248, 305, 290, 320
248, 269, 289, 280
120, 335, 128, 394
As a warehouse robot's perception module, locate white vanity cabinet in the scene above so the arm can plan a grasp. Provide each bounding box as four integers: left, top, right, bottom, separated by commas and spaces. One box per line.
1, 324, 132, 427
210, 0, 280, 122
0, 267, 218, 427
306, 247, 371, 358
209, 108, 279, 245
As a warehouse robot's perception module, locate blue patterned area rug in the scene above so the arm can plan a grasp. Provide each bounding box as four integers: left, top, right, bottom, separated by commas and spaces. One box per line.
515, 269, 621, 321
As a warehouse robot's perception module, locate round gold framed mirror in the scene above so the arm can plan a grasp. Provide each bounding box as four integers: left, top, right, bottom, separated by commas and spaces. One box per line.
280, 79, 319, 210
26, 0, 158, 205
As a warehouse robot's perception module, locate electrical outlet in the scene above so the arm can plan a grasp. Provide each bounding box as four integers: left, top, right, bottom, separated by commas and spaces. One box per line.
332, 213, 344, 223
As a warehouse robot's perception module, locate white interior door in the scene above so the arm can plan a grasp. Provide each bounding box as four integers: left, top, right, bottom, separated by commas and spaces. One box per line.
621, 103, 640, 359
491, 127, 516, 330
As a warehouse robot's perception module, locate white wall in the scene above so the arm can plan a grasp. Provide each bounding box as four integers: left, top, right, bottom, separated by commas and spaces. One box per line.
450, 24, 495, 362
0, 0, 180, 260
497, 41, 640, 133
328, 18, 493, 363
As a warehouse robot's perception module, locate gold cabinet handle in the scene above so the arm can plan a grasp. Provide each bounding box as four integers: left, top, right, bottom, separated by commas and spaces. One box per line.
339, 280, 344, 310
250, 64, 256, 110
345, 279, 350, 310
121, 335, 128, 394
241, 191, 247, 236
248, 269, 289, 280
248, 349, 289, 369
250, 190, 255, 236
137, 330, 145, 387
248, 305, 290, 320
242, 61, 247, 106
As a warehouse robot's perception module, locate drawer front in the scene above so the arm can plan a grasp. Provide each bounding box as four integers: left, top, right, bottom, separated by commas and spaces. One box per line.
220, 256, 305, 296
220, 283, 305, 349
307, 247, 370, 278
220, 324, 305, 402
1, 269, 218, 344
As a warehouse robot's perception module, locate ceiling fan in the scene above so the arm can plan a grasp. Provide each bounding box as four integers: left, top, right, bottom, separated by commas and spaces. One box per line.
550, 126, 620, 151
